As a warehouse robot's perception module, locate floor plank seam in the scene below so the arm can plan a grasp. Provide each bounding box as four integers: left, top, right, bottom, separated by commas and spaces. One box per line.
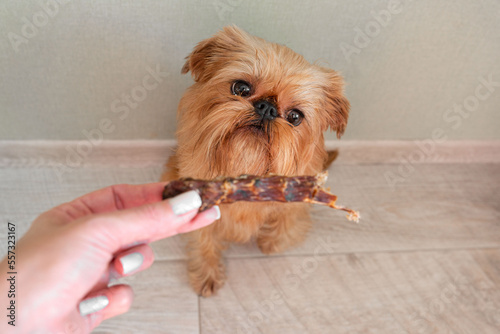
151, 246, 500, 264
221, 246, 500, 259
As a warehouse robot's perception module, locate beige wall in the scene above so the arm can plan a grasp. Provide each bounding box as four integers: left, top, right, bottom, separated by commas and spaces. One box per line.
1, 0, 499, 141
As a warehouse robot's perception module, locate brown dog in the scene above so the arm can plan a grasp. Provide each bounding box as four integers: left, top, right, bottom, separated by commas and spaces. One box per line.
162, 26, 350, 296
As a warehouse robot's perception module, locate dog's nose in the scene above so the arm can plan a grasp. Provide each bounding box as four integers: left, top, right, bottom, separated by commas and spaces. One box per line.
254, 100, 278, 121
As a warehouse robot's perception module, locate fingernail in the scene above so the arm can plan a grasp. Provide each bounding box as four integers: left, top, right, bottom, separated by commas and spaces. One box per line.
79, 295, 109, 316
212, 205, 221, 220
168, 190, 202, 216
119, 252, 144, 275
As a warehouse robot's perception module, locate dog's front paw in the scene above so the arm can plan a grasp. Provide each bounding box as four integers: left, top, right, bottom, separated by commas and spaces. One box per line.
196, 276, 225, 297
189, 262, 226, 297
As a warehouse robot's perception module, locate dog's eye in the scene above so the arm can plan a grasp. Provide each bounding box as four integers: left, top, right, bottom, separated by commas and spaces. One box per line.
231, 80, 252, 97
286, 109, 304, 126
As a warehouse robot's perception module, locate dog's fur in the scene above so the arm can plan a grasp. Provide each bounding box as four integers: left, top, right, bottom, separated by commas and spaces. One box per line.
162, 26, 349, 296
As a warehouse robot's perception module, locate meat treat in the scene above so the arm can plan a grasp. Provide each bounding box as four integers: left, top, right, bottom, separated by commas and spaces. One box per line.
162, 172, 360, 222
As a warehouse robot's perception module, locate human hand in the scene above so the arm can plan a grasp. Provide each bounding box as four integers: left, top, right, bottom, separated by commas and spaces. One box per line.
0, 182, 219, 333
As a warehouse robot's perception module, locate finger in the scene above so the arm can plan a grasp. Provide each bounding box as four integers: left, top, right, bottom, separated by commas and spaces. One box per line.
77, 191, 218, 253
79, 284, 134, 330
47, 182, 168, 223
112, 243, 154, 277
90, 267, 112, 293
83, 244, 155, 293
176, 206, 221, 234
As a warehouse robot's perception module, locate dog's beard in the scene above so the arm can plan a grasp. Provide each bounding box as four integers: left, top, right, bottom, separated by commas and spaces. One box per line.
236, 117, 274, 140
194, 108, 304, 178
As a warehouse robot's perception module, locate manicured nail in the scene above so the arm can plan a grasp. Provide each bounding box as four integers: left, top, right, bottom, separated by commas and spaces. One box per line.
79, 295, 109, 316
168, 190, 202, 216
119, 252, 144, 275
212, 205, 221, 220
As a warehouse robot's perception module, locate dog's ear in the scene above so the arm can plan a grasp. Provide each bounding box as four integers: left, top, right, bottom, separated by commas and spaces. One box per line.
319, 67, 350, 138
182, 26, 251, 83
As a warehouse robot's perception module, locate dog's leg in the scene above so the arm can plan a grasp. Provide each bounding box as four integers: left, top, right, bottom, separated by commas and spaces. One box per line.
257, 203, 312, 254
162, 152, 226, 296
186, 226, 226, 297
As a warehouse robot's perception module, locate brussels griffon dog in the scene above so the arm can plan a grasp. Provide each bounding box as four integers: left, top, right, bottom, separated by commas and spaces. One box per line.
162, 26, 350, 296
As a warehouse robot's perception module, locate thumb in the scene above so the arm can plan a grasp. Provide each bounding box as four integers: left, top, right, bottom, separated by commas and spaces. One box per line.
77, 190, 219, 253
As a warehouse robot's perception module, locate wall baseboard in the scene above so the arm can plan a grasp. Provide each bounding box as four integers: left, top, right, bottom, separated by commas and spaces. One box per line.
1, 140, 499, 168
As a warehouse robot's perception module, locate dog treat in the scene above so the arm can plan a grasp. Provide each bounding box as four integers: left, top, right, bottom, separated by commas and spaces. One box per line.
162, 172, 360, 222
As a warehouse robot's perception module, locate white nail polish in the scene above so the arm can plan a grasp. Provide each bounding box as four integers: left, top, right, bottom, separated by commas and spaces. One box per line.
79, 295, 109, 316
168, 190, 202, 216
120, 252, 144, 275
213, 205, 221, 220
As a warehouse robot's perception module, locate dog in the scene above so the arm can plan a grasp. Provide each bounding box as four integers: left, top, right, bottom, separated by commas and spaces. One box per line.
162, 26, 350, 297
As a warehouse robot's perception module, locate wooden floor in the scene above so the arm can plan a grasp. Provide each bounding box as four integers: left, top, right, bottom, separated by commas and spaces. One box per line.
1, 141, 499, 334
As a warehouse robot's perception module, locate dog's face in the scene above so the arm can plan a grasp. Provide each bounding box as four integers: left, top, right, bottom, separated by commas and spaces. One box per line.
176, 26, 349, 178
